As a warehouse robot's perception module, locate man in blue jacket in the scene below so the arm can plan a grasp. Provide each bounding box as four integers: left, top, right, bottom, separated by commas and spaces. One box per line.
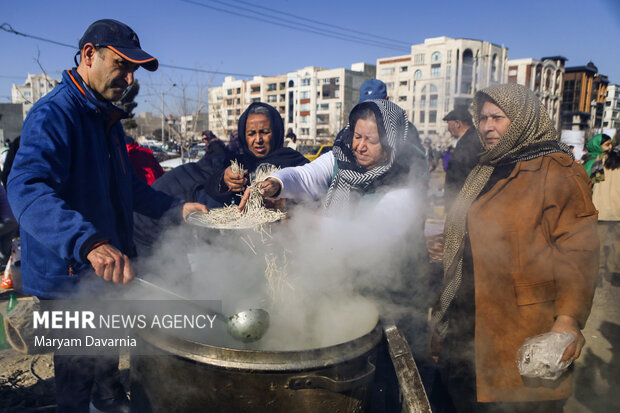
8, 19, 207, 413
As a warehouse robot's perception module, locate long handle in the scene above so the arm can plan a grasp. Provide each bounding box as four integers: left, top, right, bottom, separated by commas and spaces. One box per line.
132, 277, 225, 319
133, 277, 192, 301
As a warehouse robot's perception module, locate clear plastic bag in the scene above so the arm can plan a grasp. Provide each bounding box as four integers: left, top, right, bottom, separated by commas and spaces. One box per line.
516, 331, 575, 380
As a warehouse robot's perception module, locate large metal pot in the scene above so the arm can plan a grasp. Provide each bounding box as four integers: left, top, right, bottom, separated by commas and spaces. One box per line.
130, 322, 382, 413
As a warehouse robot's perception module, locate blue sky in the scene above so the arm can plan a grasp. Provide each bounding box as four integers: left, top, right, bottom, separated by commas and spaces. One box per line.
1, 0, 619, 114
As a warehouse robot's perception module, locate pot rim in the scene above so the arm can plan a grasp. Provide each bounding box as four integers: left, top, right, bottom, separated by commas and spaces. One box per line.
136, 321, 383, 371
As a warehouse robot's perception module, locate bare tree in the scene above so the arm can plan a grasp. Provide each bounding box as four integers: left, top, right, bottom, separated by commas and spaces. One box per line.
144, 70, 214, 163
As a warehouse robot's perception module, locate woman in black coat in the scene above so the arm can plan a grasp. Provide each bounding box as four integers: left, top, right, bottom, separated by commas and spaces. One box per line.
206, 102, 308, 206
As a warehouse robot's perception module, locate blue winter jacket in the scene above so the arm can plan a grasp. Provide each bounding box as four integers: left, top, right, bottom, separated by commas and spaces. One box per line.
8, 69, 180, 298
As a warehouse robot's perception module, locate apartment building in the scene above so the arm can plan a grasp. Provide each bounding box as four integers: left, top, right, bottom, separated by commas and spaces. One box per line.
11, 73, 60, 118
285, 63, 375, 142
602, 84, 620, 131
377, 36, 507, 147
208, 76, 247, 139
208, 63, 375, 142
506, 56, 566, 130
561, 62, 609, 131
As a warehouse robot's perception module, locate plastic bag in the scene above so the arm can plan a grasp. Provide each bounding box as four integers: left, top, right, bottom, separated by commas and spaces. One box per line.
516, 331, 575, 380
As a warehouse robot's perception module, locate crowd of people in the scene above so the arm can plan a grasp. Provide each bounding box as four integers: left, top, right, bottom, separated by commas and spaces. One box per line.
0, 17, 613, 413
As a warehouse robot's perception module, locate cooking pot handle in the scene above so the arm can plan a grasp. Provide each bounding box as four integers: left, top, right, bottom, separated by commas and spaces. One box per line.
287, 360, 376, 393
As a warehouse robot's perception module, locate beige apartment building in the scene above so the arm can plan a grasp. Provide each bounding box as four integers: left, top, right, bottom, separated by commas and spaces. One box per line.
602, 84, 620, 131
377, 36, 507, 147
506, 56, 565, 130
208, 63, 375, 142
285, 63, 375, 142
11, 73, 60, 118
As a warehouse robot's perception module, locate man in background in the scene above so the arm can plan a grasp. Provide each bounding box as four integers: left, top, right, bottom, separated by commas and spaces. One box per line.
443, 107, 483, 210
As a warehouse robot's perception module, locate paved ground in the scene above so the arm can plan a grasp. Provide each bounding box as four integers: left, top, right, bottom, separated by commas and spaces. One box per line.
565, 273, 620, 412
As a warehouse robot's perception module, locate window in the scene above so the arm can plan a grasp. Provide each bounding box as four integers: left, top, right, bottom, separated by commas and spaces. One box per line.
431, 64, 441, 77
301, 78, 311, 86
267, 83, 277, 91
400, 66, 408, 72
317, 103, 329, 110
300, 103, 311, 111
335, 89, 340, 98
227, 89, 233, 96
300, 115, 310, 123
414, 70, 422, 79
430, 84, 438, 92
279, 82, 286, 89
431, 52, 441, 62
398, 96, 407, 102
251, 85, 260, 93
399, 80, 408, 86
227, 109, 233, 116
430, 95, 438, 108
386, 82, 394, 89
335, 102, 342, 109
420, 95, 426, 108
381, 67, 395, 75
267, 95, 277, 102
280, 94, 285, 101
288, 80, 295, 87
226, 99, 233, 105
447, 50, 452, 63
429, 111, 437, 123
419, 111, 425, 123
300, 91, 310, 99
251, 97, 260, 102
317, 114, 329, 124
301, 128, 310, 135
414, 54, 425, 65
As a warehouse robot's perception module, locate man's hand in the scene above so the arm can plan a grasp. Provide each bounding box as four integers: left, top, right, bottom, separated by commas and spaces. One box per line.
551, 315, 585, 362
87, 243, 134, 284
223, 166, 247, 192
182, 202, 208, 220
238, 178, 282, 211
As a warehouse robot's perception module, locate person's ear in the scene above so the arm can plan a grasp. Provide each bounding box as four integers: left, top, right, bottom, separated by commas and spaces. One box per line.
80, 43, 98, 67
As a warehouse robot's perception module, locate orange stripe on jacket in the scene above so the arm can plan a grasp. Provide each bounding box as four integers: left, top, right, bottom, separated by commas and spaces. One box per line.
66, 70, 86, 97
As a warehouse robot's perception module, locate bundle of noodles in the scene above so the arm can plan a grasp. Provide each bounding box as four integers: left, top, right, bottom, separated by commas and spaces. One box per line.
187, 161, 285, 229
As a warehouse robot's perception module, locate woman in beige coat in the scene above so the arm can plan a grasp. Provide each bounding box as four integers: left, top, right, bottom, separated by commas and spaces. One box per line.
432, 84, 599, 412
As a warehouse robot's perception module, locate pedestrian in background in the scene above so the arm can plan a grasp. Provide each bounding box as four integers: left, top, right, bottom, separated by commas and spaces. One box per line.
443, 107, 483, 210
125, 135, 164, 185
592, 143, 620, 286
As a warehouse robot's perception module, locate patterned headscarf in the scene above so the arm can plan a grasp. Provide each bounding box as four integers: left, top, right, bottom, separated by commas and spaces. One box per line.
432, 83, 572, 337
324, 99, 410, 210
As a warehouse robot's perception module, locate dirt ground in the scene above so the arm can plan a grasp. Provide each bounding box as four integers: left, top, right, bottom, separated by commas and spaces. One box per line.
1, 170, 618, 412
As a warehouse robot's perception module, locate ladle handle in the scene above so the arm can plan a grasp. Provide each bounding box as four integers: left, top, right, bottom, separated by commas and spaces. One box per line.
133, 277, 191, 301
132, 277, 225, 319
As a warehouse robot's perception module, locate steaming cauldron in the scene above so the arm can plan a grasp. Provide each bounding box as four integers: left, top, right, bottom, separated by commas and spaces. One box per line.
130, 322, 382, 412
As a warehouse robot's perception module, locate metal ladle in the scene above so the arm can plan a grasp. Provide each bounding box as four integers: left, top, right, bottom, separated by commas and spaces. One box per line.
133, 277, 269, 343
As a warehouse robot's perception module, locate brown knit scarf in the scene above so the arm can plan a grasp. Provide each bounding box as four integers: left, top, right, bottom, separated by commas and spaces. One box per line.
432, 83, 571, 337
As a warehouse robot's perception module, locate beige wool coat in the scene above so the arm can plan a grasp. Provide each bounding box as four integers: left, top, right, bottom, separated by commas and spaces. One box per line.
465, 152, 599, 402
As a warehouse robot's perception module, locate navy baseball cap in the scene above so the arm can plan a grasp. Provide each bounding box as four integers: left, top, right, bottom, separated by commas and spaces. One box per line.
359, 79, 387, 102
79, 19, 158, 71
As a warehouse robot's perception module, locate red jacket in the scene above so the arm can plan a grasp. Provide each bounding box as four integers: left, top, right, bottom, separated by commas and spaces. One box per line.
125, 143, 165, 185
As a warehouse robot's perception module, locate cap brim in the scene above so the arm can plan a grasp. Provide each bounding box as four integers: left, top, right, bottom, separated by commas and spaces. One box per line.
107, 46, 159, 71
